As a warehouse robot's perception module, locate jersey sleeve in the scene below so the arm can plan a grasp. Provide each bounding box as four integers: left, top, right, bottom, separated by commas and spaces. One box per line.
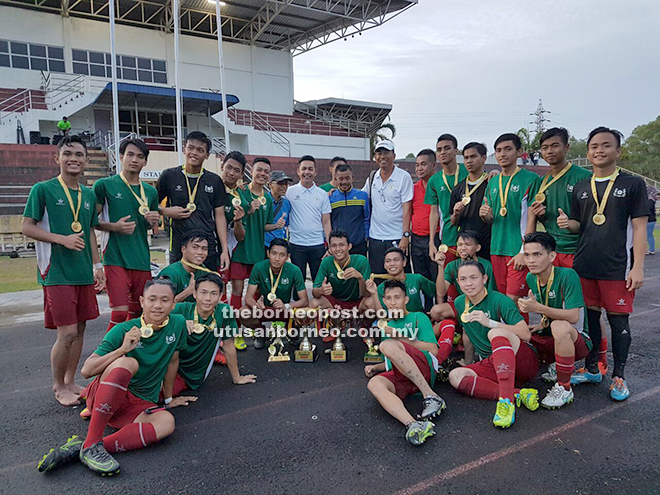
157, 266, 181, 294
266, 197, 274, 224
358, 256, 371, 280
172, 315, 188, 351
156, 170, 170, 203
376, 283, 385, 307
449, 184, 461, 214
321, 192, 332, 215
561, 269, 585, 309
419, 274, 436, 299
414, 313, 437, 345
213, 176, 228, 209
148, 185, 159, 210
569, 182, 584, 222
525, 272, 538, 298
444, 261, 456, 286
423, 176, 438, 205
485, 262, 498, 293
497, 294, 524, 325
23, 183, 45, 221
94, 323, 127, 356
313, 259, 329, 288
247, 266, 260, 286
630, 178, 651, 219
92, 179, 106, 204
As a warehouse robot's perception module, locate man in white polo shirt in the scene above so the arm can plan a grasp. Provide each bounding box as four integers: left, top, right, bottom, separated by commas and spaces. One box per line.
363, 140, 414, 274
286, 155, 332, 281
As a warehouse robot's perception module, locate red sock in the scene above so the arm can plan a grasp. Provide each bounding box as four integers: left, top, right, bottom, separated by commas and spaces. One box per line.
555, 354, 575, 390
83, 368, 133, 449
457, 375, 499, 400
103, 422, 159, 453
107, 310, 129, 332
599, 337, 608, 365
436, 319, 456, 363
230, 294, 242, 310
490, 336, 516, 401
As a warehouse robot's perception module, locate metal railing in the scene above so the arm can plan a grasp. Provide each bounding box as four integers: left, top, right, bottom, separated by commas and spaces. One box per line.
571, 157, 659, 189
211, 137, 226, 155
228, 109, 290, 156
0, 90, 33, 123
46, 74, 86, 110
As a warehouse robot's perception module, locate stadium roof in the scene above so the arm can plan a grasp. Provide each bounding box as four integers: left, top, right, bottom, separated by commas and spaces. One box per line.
1, 0, 417, 55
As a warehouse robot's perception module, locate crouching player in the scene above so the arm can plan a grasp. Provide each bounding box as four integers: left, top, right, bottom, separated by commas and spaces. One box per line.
518, 233, 592, 408
364, 280, 446, 446
168, 272, 256, 398
37, 279, 195, 476
448, 260, 539, 428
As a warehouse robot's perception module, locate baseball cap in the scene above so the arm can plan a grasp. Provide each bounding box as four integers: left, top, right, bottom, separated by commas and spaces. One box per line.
374, 139, 395, 152
270, 170, 293, 183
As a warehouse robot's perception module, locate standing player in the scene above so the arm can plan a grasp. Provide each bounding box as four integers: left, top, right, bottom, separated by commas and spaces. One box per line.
448, 261, 539, 428
410, 149, 438, 286
157, 131, 229, 272
95, 138, 159, 330
479, 133, 539, 309
22, 135, 105, 406
157, 230, 210, 303
426, 134, 468, 264
559, 126, 647, 401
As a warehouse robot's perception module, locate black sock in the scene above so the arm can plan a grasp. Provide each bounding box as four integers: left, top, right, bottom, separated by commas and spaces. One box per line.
585, 308, 602, 373
607, 314, 631, 379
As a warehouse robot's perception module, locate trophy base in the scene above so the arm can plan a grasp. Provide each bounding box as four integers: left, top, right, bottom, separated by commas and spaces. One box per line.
364, 353, 384, 364
268, 354, 291, 362
294, 349, 317, 363
330, 350, 347, 363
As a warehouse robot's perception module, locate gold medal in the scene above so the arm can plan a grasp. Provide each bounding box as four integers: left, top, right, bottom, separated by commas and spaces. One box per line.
138, 205, 150, 216
438, 244, 449, 254
540, 315, 550, 328
57, 175, 82, 235
461, 173, 487, 207
267, 292, 277, 302
461, 312, 470, 323
192, 323, 206, 334
534, 164, 572, 206
497, 167, 519, 221
259, 196, 267, 206
232, 197, 242, 207
590, 168, 619, 228
462, 288, 488, 325
183, 165, 203, 214
377, 319, 388, 329
461, 196, 471, 205
119, 172, 150, 216
336, 270, 345, 280
140, 325, 154, 338
592, 213, 606, 226
71, 221, 82, 233
268, 266, 284, 304
535, 192, 546, 204
499, 207, 508, 217
186, 202, 197, 212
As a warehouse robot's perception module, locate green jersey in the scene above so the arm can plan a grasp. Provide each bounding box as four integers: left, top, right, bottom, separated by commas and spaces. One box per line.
376, 273, 436, 312
157, 261, 208, 302
526, 267, 591, 346
23, 177, 99, 286
455, 291, 524, 359
314, 255, 371, 302
223, 186, 250, 224
171, 302, 239, 390
528, 164, 592, 254
95, 315, 187, 403
248, 260, 306, 306
93, 174, 159, 271
484, 168, 539, 256
424, 165, 469, 246
319, 182, 335, 193
382, 312, 438, 386
232, 187, 273, 265
444, 257, 497, 297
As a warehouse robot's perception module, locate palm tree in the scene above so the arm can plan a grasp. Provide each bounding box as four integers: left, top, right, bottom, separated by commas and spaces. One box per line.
370, 121, 397, 158
517, 128, 532, 152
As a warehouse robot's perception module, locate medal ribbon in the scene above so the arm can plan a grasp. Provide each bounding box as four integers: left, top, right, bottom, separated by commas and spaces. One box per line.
182, 165, 204, 207
333, 256, 351, 275
182, 260, 213, 273
119, 172, 148, 210
57, 175, 82, 226
463, 288, 488, 319
498, 166, 520, 213
140, 315, 170, 330
248, 183, 265, 204
268, 266, 284, 298
537, 163, 572, 198
590, 168, 620, 219
194, 306, 216, 331
536, 266, 555, 325
463, 173, 488, 200
441, 168, 460, 192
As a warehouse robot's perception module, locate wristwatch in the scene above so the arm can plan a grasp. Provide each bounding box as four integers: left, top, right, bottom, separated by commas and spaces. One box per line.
403, 232, 411, 238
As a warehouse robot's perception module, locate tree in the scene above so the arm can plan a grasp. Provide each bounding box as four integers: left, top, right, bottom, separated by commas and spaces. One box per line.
405, 152, 415, 159
566, 136, 587, 160
516, 128, 540, 153
369, 121, 396, 158
620, 115, 660, 181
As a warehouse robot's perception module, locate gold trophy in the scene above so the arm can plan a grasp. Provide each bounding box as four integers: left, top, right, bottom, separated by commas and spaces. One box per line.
293, 308, 317, 363
267, 321, 290, 362
363, 337, 384, 363
325, 314, 348, 363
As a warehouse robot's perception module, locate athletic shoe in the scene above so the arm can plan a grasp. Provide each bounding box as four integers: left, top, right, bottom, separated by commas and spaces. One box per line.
418, 395, 446, 420
610, 377, 630, 401
37, 435, 83, 473
405, 420, 435, 446
598, 361, 609, 375
493, 398, 515, 428
571, 367, 602, 385
253, 337, 266, 350
515, 388, 540, 411
214, 349, 227, 365
79, 442, 120, 476
234, 336, 248, 351
79, 407, 91, 420
541, 362, 557, 383
541, 383, 574, 409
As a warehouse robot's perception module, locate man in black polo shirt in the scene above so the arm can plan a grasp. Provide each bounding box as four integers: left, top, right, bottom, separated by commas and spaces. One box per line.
157, 131, 229, 272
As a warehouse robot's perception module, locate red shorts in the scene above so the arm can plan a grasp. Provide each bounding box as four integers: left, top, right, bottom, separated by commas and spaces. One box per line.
380, 341, 432, 399
580, 278, 634, 313
445, 247, 459, 264
465, 342, 539, 387
491, 255, 529, 297
43, 285, 99, 329
552, 253, 574, 268
530, 333, 591, 364
159, 373, 190, 401
83, 376, 156, 429
324, 294, 362, 310
104, 265, 152, 310
229, 262, 253, 280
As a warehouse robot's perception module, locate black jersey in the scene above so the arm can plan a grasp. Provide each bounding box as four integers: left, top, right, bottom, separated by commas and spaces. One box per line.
449, 177, 491, 258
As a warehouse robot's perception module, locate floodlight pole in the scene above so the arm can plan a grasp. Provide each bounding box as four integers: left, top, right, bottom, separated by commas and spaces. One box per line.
214, 0, 231, 155
173, 0, 184, 167
108, 0, 121, 173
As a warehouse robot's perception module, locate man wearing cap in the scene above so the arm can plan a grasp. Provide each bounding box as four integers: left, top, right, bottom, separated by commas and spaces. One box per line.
265, 171, 293, 248
362, 140, 414, 274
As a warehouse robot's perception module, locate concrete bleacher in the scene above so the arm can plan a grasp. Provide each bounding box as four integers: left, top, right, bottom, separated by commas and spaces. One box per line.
0, 88, 48, 113
229, 108, 361, 138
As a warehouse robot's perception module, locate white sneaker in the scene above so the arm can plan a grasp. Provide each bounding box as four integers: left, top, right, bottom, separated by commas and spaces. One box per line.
541, 362, 557, 383
541, 383, 574, 409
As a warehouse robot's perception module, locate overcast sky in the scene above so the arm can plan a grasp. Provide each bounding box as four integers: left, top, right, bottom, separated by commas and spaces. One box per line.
293, 0, 660, 157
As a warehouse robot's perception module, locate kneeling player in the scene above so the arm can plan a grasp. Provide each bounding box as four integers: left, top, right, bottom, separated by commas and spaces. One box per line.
448, 260, 539, 428
518, 233, 592, 408
158, 230, 212, 303
364, 280, 445, 446
168, 272, 256, 398
38, 279, 195, 475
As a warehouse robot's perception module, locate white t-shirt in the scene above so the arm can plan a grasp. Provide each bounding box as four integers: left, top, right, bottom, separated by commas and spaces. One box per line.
286, 182, 332, 246
362, 165, 414, 240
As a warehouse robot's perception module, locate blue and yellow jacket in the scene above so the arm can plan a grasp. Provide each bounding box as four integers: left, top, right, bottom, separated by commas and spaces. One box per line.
329, 188, 370, 246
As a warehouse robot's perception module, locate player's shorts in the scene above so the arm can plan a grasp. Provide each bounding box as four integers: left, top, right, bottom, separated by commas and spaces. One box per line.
159, 373, 190, 400
380, 341, 432, 399
552, 253, 574, 268
491, 255, 529, 297
444, 246, 459, 264
580, 278, 634, 313
530, 333, 591, 364
465, 342, 539, 387
324, 294, 362, 310
43, 284, 99, 329
104, 265, 152, 310
229, 262, 253, 280
83, 376, 156, 429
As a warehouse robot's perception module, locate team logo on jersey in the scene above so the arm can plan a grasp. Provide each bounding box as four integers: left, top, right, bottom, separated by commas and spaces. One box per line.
295, 195, 301, 201
115, 192, 123, 199
484, 311, 491, 318
225, 205, 231, 213
617, 298, 626, 306
205, 185, 214, 193
567, 184, 574, 192
281, 278, 290, 285
409, 287, 418, 295
136, 341, 144, 349
84, 201, 91, 210
166, 334, 177, 345
548, 290, 556, 299
511, 184, 520, 192
57, 198, 65, 205
175, 185, 183, 191
314, 196, 320, 202
613, 188, 626, 198
580, 192, 589, 200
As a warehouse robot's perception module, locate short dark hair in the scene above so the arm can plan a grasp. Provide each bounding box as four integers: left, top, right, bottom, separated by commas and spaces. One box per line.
383, 279, 407, 295
57, 135, 88, 155
463, 142, 487, 157
328, 229, 350, 244
523, 231, 556, 253
540, 127, 569, 146
253, 157, 271, 167
223, 150, 246, 170
298, 155, 316, 165
416, 148, 436, 162
437, 133, 458, 149
457, 230, 482, 245
120, 138, 149, 159
185, 131, 212, 153
181, 229, 208, 248
384, 246, 406, 261
587, 126, 623, 148
329, 156, 347, 167
268, 238, 290, 253
334, 163, 352, 174
145, 278, 175, 296
494, 133, 522, 151
195, 272, 224, 292
457, 259, 486, 276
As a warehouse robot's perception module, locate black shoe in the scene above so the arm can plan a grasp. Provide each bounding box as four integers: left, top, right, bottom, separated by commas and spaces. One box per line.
37, 435, 83, 473
79, 442, 120, 476
253, 337, 266, 349
418, 395, 446, 420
